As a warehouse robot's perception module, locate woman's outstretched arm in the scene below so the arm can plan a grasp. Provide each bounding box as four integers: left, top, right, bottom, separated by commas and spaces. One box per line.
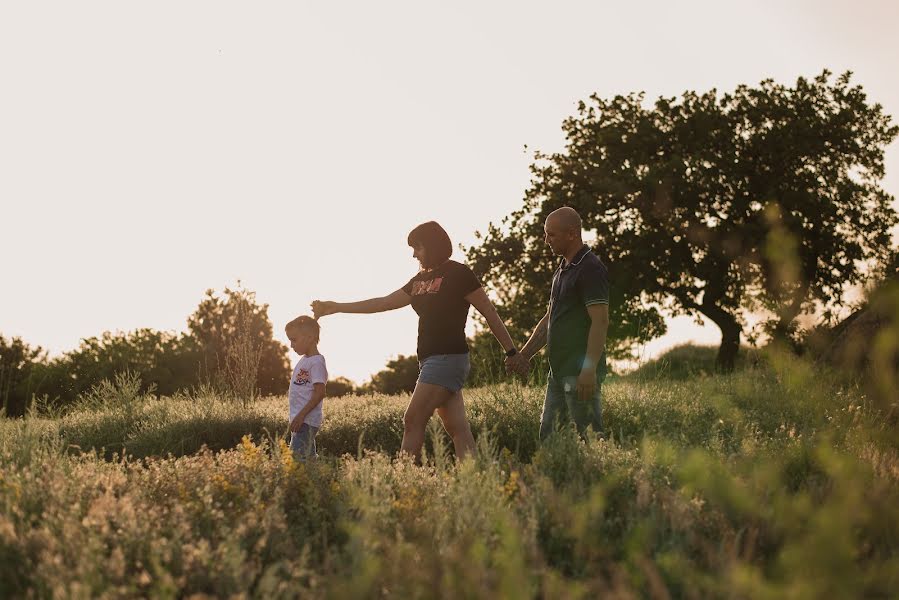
312, 289, 411, 318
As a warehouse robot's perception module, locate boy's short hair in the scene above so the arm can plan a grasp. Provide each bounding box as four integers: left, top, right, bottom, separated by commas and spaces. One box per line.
407, 221, 453, 269
285, 315, 320, 342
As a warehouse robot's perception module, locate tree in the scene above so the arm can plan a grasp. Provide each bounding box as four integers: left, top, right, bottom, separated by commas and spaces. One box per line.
186, 286, 290, 397
2, 287, 292, 414
42, 329, 199, 404
467, 70, 897, 371
326, 376, 357, 398
0, 335, 46, 417
366, 355, 419, 395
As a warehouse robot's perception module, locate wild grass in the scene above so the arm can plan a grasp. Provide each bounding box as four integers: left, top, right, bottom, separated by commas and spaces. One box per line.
1, 353, 897, 598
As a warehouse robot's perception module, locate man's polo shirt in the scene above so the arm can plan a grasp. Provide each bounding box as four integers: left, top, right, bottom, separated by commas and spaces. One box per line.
547, 245, 610, 379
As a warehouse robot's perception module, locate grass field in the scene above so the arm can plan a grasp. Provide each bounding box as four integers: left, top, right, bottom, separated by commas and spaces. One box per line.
1, 354, 898, 598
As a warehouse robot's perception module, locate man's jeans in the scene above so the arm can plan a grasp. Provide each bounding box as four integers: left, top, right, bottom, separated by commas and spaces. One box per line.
539, 373, 603, 441
290, 423, 319, 460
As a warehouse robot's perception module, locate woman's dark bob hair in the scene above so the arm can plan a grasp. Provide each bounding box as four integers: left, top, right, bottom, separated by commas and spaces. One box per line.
407, 221, 453, 269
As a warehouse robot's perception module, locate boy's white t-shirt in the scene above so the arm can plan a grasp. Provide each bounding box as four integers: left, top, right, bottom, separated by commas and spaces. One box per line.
288, 354, 328, 428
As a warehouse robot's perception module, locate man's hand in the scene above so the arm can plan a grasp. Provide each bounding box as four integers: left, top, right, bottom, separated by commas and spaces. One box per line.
289, 414, 305, 433
505, 353, 530, 378
576, 366, 596, 402
311, 300, 337, 319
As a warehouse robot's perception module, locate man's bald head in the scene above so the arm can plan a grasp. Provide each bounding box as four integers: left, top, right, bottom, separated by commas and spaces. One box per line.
543, 206, 585, 261
545, 207, 583, 235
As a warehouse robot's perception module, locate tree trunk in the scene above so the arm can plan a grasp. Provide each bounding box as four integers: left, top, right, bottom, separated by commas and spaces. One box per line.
763, 258, 813, 352
715, 323, 742, 373
770, 278, 811, 353
698, 304, 742, 373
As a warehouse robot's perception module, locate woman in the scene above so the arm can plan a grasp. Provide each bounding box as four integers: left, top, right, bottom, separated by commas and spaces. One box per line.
311, 221, 519, 461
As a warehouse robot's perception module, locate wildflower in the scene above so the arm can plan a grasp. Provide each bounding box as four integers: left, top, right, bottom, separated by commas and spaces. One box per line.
503, 470, 521, 499
240, 435, 262, 465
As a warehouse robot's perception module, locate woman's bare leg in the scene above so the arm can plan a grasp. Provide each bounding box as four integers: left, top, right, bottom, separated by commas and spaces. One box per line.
437, 390, 476, 460
401, 382, 452, 462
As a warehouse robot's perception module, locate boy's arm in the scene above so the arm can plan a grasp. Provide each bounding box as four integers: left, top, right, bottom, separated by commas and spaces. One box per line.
296, 383, 326, 422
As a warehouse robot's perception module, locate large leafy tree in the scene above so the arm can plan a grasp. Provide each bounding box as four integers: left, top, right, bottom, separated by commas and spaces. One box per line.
468, 70, 897, 371
187, 286, 290, 396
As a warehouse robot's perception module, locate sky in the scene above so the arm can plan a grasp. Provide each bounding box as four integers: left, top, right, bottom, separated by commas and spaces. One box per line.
2, 1, 898, 384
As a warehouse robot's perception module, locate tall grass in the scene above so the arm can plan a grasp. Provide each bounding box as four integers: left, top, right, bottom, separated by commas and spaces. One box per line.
222, 290, 263, 408
5, 362, 877, 463
1, 352, 897, 597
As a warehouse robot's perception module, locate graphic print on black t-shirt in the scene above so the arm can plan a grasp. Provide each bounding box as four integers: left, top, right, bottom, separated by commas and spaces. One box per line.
409, 277, 444, 296
402, 261, 481, 360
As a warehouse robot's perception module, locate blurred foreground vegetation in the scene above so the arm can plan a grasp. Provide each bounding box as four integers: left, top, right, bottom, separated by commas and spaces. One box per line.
1, 345, 897, 598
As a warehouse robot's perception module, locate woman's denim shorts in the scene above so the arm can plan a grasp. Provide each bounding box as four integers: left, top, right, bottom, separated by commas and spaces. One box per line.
417, 353, 471, 393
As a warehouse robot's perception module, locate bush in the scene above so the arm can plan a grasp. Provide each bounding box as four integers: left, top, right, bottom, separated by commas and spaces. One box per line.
0, 335, 46, 417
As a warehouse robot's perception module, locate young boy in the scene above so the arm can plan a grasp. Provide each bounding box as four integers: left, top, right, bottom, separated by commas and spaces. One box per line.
285, 315, 328, 459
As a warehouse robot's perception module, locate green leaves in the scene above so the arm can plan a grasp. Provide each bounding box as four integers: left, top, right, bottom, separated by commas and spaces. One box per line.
467, 70, 897, 371
187, 286, 290, 397
1, 285, 291, 413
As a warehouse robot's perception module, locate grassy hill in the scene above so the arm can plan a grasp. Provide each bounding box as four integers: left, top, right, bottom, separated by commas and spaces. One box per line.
626, 343, 765, 380
1, 352, 897, 598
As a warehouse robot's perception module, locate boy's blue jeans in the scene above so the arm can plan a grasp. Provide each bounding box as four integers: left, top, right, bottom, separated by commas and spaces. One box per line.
539, 373, 604, 441
290, 423, 319, 460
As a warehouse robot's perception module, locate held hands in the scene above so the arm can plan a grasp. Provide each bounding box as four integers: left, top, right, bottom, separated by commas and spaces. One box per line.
505, 352, 531, 379
311, 300, 338, 320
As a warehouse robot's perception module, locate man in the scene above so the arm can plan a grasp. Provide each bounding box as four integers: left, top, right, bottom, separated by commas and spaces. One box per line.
506, 207, 609, 440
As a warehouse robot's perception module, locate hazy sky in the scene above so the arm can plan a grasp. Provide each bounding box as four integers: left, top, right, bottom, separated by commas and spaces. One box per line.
2, 1, 898, 383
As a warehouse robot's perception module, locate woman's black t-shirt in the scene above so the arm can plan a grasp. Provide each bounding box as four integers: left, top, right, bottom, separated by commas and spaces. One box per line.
402, 260, 481, 361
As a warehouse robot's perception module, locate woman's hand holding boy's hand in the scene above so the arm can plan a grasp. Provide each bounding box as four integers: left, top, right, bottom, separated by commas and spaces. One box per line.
311, 300, 338, 319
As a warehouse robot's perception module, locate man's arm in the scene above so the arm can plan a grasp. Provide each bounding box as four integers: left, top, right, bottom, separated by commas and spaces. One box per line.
506, 308, 550, 376
577, 303, 609, 401
521, 308, 550, 359
290, 383, 326, 431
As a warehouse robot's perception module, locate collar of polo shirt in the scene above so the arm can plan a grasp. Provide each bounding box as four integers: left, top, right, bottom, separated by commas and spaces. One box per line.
560, 244, 590, 270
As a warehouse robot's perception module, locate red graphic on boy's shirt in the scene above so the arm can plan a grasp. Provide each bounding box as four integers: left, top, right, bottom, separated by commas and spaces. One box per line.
293, 369, 311, 386
411, 277, 443, 296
